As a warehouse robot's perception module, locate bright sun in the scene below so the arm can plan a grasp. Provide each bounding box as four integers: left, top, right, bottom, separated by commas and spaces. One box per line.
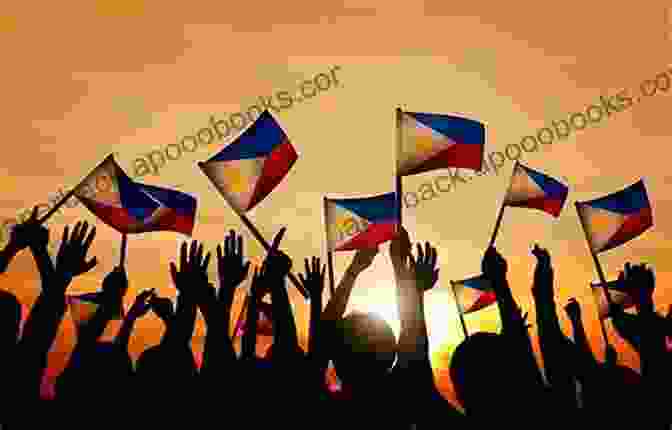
346, 280, 462, 355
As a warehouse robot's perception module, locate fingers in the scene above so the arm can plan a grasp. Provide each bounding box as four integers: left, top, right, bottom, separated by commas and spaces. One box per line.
269, 227, 286, 255
202, 252, 211, 272
189, 240, 198, 264
298, 273, 306, 286
180, 242, 188, 271
30, 205, 39, 222
82, 257, 97, 273
237, 234, 243, 258
170, 262, 178, 285
304, 258, 310, 277
82, 226, 96, 252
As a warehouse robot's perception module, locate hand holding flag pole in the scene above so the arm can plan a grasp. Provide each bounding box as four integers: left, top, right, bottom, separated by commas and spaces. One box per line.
575, 202, 611, 345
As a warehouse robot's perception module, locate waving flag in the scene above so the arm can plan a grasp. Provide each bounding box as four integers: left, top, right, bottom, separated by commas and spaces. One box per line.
591, 279, 636, 320
67, 292, 123, 327
503, 162, 569, 217
234, 296, 274, 338
451, 275, 496, 315
73, 155, 197, 235
325, 192, 398, 252
396, 109, 484, 176
576, 180, 652, 254
198, 110, 298, 215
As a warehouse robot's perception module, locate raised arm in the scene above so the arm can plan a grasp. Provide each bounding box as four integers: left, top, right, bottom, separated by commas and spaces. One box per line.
482, 246, 545, 389
0, 207, 42, 274
115, 289, 154, 351
19, 221, 97, 400
321, 248, 377, 324
530, 245, 577, 410
72, 266, 128, 355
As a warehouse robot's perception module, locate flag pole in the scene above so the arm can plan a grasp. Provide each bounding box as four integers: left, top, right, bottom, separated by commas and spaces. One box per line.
236, 211, 308, 299
488, 203, 506, 248
575, 202, 611, 345
38, 154, 114, 224
396, 108, 404, 229
489, 160, 518, 248
196, 161, 307, 299
119, 233, 128, 267
323, 197, 336, 298
450, 281, 469, 339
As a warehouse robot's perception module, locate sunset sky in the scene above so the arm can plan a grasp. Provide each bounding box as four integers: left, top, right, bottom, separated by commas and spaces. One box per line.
1, 0, 671, 403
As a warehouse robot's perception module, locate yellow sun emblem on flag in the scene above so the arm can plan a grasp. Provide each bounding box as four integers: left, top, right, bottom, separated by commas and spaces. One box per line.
224, 167, 248, 194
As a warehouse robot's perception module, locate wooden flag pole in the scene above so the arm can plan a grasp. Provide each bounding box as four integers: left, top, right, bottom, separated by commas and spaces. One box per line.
237, 212, 308, 299
37, 188, 77, 224
324, 197, 336, 298
450, 281, 469, 339
119, 233, 128, 267
489, 160, 518, 248
575, 202, 611, 345
488, 204, 506, 248
396, 108, 404, 228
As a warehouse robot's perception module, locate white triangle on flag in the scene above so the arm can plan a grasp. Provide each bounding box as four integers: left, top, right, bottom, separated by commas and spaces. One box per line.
325, 201, 371, 251
578, 205, 625, 253
503, 164, 546, 205
200, 158, 264, 214
397, 113, 456, 175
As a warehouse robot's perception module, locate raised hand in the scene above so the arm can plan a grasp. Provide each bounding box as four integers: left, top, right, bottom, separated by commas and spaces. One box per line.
298, 256, 326, 299
349, 247, 378, 275
531, 244, 551, 268
482, 246, 507, 281
127, 289, 156, 320
264, 228, 292, 281
621, 263, 655, 303
408, 242, 440, 291
531, 244, 554, 298
150, 296, 175, 323
216, 230, 250, 306
390, 226, 412, 265
565, 298, 582, 323
170, 240, 211, 296
102, 266, 129, 300
54, 221, 97, 288
9, 206, 49, 251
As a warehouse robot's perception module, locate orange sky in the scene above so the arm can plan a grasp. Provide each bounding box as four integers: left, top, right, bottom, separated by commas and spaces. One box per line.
1, 0, 671, 404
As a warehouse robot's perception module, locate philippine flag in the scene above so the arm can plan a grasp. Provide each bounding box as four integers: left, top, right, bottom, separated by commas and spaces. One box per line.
503, 162, 569, 217
451, 275, 496, 315
198, 110, 298, 215
73, 155, 197, 235
67, 292, 124, 327
591, 279, 636, 320
576, 180, 653, 254
396, 109, 484, 177
324, 192, 398, 252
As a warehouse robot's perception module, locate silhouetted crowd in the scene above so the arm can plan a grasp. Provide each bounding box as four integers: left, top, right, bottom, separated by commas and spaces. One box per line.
0, 207, 668, 429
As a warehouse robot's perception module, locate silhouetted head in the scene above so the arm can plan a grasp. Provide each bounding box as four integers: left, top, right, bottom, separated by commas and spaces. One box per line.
56, 341, 133, 403
0, 289, 20, 347
332, 312, 397, 389
136, 343, 198, 398
450, 332, 540, 418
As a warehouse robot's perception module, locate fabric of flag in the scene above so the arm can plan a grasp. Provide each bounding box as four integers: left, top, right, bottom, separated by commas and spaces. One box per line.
451, 275, 496, 314
67, 292, 123, 327
590, 279, 636, 320
73, 155, 197, 235
576, 180, 653, 254
198, 110, 297, 215
503, 162, 569, 217
325, 192, 398, 252
234, 296, 274, 338
396, 109, 484, 177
